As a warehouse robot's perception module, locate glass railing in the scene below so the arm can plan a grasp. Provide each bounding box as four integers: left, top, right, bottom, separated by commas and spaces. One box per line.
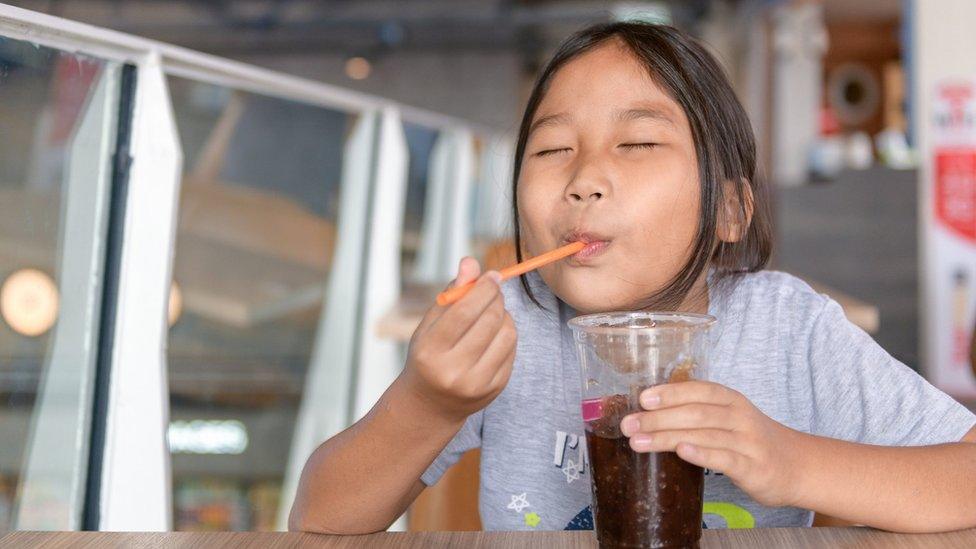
0, 35, 120, 533
0, 3, 513, 533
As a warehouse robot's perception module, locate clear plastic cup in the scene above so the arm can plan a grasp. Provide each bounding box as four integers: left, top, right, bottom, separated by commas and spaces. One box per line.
569, 312, 715, 549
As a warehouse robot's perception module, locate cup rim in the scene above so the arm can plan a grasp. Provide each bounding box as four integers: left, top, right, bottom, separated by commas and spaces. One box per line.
568, 311, 716, 335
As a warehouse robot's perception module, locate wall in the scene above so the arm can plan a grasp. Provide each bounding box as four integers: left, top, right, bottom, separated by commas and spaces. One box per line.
775, 167, 919, 369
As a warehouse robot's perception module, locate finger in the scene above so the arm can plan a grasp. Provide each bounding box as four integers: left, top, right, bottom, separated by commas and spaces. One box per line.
417, 258, 482, 335
450, 293, 506, 356
468, 314, 517, 385
431, 273, 503, 347
675, 443, 747, 478
620, 404, 735, 437
628, 428, 738, 454
452, 256, 482, 288
487, 342, 517, 391
413, 301, 446, 336
640, 381, 738, 410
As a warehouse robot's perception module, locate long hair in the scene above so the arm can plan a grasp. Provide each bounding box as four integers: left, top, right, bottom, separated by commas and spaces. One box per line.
511, 22, 772, 310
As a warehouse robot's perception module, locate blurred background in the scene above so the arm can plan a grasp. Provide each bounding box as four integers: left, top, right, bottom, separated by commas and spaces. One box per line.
1, 0, 975, 535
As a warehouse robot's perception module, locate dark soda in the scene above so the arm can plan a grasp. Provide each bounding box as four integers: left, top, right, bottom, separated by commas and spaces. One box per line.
585, 393, 704, 549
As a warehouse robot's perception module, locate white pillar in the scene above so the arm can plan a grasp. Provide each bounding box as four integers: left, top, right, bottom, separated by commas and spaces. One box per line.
412, 129, 476, 282
14, 63, 120, 532
412, 132, 451, 283
352, 107, 409, 420
442, 129, 476, 273
98, 52, 183, 531
771, 2, 827, 187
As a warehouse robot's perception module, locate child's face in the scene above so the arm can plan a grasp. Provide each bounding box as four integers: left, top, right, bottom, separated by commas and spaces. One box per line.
518, 41, 702, 313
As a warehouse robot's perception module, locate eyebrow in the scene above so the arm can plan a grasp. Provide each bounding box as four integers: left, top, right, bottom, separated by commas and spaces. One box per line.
528, 112, 572, 136
614, 107, 676, 127
527, 106, 677, 137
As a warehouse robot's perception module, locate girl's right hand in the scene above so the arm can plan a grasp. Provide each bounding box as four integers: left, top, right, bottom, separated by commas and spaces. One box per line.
400, 257, 517, 423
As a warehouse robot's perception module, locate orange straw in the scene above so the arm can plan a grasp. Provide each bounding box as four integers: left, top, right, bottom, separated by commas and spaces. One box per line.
436, 241, 586, 306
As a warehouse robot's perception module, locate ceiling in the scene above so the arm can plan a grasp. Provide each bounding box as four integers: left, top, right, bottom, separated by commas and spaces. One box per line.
7, 0, 721, 55
7, 1, 903, 58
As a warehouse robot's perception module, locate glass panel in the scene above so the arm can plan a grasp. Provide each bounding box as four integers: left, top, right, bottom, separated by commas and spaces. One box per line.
470, 136, 515, 271
0, 37, 118, 531
166, 76, 353, 531
400, 122, 439, 289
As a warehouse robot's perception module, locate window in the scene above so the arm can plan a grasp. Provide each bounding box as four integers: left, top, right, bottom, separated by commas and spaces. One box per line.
166, 77, 354, 531
0, 38, 120, 531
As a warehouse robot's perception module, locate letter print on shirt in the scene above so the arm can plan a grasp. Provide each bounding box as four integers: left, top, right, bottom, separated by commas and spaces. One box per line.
553, 430, 588, 485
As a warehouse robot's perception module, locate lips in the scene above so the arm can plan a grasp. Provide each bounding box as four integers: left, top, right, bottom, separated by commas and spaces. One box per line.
562, 229, 611, 261
575, 240, 609, 260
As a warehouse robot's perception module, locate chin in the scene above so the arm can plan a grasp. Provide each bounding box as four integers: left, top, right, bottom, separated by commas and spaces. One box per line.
551, 282, 631, 314
541, 266, 643, 313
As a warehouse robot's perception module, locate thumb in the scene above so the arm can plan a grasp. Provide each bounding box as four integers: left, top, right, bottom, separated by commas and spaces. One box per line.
449, 257, 482, 289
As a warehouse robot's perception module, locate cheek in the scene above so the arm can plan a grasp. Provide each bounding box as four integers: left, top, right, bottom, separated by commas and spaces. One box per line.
516, 180, 552, 239
621, 172, 701, 266
638, 165, 698, 219
660, 186, 700, 247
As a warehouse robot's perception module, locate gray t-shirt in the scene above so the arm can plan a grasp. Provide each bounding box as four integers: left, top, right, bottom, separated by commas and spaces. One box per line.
420, 270, 975, 531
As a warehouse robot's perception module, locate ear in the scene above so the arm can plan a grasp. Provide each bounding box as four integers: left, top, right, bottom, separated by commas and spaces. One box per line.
716, 179, 754, 244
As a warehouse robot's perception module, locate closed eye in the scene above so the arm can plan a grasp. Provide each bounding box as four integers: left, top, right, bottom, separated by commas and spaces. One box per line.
535, 147, 572, 157
620, 143, 658, 150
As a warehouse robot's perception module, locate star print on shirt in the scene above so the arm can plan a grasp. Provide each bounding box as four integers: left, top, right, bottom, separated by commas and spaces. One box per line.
507, 492, 531, 513
562, 459, 581, 483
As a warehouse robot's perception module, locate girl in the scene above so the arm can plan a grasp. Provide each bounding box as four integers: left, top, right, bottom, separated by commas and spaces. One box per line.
290, 22, 976, 534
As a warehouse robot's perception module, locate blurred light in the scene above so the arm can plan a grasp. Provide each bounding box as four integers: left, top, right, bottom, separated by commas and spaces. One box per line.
168, 281, 182, 327
612, 2, 672, 25
168, 419, 249, 455
345, 57, 372, 80
0, 268, 59, 337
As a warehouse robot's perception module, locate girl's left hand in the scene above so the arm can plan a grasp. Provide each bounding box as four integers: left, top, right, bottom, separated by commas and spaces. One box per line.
619, 380, 802, 508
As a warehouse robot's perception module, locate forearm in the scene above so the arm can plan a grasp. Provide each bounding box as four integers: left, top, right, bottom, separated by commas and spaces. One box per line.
791, 431, 976, 532
288, 376, 464, 534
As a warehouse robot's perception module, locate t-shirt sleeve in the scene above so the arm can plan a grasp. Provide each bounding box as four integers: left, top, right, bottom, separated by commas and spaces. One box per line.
806, 298, 975, 446
420, 409, 484, 486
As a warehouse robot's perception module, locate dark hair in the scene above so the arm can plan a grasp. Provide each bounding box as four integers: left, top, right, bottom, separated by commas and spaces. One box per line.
512, 21, 772, 310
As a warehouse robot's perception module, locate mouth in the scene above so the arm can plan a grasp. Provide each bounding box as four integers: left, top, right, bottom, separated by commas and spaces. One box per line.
563, 230, 611, 262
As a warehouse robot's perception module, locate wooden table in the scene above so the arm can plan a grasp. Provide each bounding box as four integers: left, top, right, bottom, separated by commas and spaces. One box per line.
4, 528, 976, 548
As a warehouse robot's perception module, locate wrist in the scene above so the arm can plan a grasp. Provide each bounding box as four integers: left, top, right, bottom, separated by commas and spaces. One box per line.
386, 374, 469, 433
779, 427, 819, 509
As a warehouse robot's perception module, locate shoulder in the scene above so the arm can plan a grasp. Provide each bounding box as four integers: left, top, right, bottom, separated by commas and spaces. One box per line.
720, 270, 830, 313
715, 270, 836, 339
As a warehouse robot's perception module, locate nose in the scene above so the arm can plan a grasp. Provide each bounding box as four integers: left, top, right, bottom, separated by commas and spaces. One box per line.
563, 161, 610, 204
566, 186, 603, 202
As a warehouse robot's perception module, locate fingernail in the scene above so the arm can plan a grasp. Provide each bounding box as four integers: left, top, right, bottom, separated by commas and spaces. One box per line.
631, 434, 653, 451
486, 271, 502, 284
640, 392, 660, 409
620, 416, 639, 437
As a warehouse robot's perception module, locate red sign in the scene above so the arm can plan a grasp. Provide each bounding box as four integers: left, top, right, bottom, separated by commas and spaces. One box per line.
935, 148, 976, 242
